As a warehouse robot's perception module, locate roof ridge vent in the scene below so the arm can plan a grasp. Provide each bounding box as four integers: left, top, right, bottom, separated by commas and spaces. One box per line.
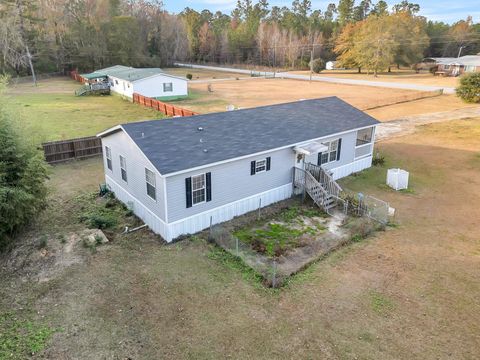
197, 126, 204, 131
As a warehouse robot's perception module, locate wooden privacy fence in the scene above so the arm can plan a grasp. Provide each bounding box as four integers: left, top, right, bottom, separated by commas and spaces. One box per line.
133, 93, 199, 117
70, 70, 86, 83
42, 136, 102, 164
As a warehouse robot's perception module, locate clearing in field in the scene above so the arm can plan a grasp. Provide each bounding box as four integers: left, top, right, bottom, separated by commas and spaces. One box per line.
6, 77, 163, 143
171, 77, 474, 120
1, 117, 479, 359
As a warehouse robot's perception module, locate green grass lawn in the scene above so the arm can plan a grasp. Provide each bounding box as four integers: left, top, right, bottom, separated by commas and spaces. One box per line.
7, 78, 163, 143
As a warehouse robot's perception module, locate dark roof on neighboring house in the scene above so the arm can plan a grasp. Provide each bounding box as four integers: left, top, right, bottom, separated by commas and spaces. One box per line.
100, 97, 380, 175
107, 67, 166, 82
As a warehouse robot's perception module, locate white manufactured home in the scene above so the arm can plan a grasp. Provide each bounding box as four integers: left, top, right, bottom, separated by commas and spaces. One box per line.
82, 65, 188, 99
97, 97, 379, 242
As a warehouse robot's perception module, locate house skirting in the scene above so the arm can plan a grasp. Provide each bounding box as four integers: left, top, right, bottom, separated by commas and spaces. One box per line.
105, 175, 292, 242
330, 156, 372, 180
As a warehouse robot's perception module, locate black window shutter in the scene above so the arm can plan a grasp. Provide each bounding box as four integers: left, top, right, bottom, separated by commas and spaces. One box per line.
317, 152, 322, 166
185, 177, 192, 208
206, 172, 212, 202
250, 161, 256, 175
337, 138, 342, 161
266, 157, 271, 171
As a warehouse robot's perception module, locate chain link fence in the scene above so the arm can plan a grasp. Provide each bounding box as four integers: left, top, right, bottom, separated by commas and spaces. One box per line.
341, 191, 390, 225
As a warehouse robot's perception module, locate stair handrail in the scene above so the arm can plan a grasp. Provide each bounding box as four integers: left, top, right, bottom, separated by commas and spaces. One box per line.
305, 162, 342, 197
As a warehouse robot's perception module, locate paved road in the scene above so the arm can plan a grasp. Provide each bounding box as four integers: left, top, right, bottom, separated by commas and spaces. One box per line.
175, 62, 456, 94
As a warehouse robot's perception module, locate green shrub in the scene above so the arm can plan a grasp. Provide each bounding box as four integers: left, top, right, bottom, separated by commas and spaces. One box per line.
372, 153, 385, 166
310, 58, 326, 73
456, 73, 480, 103
85, 210, 118, 229
0, 76, 48, 251
186, 73, 193, 80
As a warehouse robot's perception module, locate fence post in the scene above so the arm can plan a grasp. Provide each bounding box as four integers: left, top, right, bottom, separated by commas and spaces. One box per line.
236, 236, 239, 256
271, 259, 277, 288
258, 198, 262, 220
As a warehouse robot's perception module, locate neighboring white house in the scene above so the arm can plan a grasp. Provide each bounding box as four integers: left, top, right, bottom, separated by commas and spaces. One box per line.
82, 65, 188, 99
326, 61, 336, 70
97, 97, 379, 242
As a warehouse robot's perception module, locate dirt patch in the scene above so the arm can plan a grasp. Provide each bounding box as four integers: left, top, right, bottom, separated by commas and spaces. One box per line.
2, 229, 110, 283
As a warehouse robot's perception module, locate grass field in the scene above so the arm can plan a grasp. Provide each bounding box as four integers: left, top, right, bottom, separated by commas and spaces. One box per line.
6, 77, 163, 143
2, 117, 480, 358
171, 78, 474, 120
163, 67, 248, 80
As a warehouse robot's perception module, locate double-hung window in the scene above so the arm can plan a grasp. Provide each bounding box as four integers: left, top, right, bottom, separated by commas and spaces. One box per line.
105, 146, 112, 170
119, 155, 127, 182
191, 174, 206, 205
255, 159, 266, 173
145, 168, 156, 200
318, 139, 340, 166
163, 82, 173, 92
251, 157, 271, 175
186, 173, 211, 208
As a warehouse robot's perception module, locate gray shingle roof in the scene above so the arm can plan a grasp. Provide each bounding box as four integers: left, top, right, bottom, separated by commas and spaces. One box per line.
116, 97, 380, 175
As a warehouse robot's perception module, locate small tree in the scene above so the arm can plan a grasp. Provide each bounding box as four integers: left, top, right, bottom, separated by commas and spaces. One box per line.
186, 73, 193, 80
456, 73, 480, 103
311, 58, 326, 73
0, 77, 48, 250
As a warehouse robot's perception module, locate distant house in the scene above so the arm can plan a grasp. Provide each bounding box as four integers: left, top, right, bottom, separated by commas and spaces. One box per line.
97, 97, 379, 242
81, 65, 188, 100
424, 55, 480, 76
326, 61, 336, 70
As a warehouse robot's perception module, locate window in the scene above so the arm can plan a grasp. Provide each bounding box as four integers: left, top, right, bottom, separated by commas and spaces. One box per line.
318, 139, 340, 166
255, 159, 266, 173
251, 157, 271, 175
356, 127, 373, 146
120, 155, 127, 182
163, 82, 173, 92
191, 174, 206, 205
145, 168, 156, 200
105, 146, 112, 170
444, 65, 450, 70
466, 65, 476, 73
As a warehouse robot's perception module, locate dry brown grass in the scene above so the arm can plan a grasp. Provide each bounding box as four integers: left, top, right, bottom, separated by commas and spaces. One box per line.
287, 69, 461, 87
172, 78, 474, 121
163, 67, 248, 80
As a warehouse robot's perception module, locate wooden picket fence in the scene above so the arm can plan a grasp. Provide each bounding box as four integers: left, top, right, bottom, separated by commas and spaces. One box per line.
133, 93, 199, 117
42, 136, 102, 164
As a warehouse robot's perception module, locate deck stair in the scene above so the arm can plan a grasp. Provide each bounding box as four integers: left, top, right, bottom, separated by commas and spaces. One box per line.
294, 163, 344, 215
75, 82, 110, 96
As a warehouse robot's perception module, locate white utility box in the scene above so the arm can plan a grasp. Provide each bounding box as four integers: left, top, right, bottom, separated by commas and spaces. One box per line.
387, 168, 409, 191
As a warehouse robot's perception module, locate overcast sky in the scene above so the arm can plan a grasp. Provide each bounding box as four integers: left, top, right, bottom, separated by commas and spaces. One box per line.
164, 0, 479, 24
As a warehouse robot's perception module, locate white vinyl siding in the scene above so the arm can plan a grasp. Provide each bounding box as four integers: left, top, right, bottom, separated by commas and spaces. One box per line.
191, 174, 206, 205
120, 155, 127, 182
145, 168, 156, 200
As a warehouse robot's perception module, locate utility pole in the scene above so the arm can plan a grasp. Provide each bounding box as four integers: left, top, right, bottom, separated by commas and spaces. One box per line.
310, 47, 313, 82
273, 38, 276, 78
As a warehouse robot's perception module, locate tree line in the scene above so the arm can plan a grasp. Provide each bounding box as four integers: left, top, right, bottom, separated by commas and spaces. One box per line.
1, 0, 480, 77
